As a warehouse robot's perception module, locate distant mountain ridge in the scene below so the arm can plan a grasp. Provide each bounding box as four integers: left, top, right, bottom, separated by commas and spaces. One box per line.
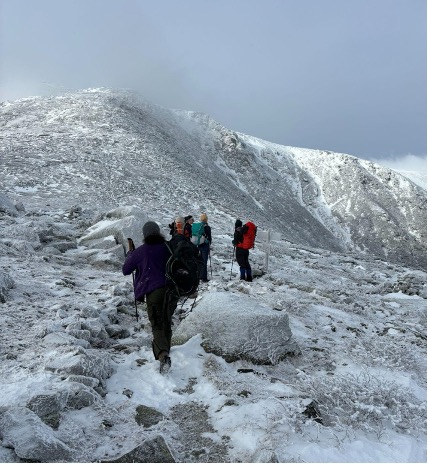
0, 88, 426, 269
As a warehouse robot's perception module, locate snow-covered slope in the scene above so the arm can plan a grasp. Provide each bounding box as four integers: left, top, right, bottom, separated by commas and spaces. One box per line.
0, 88, 425, 269
0, 88, 426, 462
0, 198, 425, 463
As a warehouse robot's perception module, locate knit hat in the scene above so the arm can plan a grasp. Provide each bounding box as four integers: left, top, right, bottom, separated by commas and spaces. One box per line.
200, 213, 208, 222
235, 219, 242, 228
184, 215, 193, 222
142, 221, 161, 238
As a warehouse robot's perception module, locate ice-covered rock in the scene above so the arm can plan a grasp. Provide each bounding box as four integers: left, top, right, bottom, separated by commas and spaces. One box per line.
79, 206, 150, 249
0, 407, 72, 462
44, 346, 112, 381
0, 193, 18, 216
173, 292, 300, 364
0, 270, 15, 303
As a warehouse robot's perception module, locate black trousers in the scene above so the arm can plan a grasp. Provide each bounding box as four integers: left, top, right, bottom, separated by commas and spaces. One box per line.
236, 247, 250, 269
146, 286, 179, 360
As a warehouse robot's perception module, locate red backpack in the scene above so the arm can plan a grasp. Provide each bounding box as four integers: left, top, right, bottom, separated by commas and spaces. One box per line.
240, 221, 257, 249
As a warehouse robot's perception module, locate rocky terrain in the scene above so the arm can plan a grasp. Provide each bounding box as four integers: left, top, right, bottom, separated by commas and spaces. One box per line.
0, 89, 426, 462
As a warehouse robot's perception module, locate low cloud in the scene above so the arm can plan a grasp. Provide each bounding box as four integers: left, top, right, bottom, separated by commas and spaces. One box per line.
372, 154, 427, 174
370, 154, 427, 190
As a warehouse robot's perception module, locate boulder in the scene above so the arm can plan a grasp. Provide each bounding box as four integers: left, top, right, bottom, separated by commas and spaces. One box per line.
173, 292, 300, 364
79, 206, 149, 250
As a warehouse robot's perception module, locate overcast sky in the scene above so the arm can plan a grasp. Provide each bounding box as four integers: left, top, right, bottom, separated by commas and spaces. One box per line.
0, 0, 426, 169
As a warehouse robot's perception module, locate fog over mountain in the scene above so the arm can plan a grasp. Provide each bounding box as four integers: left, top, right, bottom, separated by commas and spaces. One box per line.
1, 88, 425, 269
0, 89, 426, 463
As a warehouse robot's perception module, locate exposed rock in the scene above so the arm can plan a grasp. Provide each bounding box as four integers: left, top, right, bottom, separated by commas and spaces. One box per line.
105, 324, 131, 339
170, 401, 229, 462
135, 405, 165, 428
26, 390, 68, 421
107, 435, 175, 463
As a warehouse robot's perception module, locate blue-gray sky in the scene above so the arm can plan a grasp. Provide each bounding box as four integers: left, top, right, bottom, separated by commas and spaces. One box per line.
0, 0, 426, 168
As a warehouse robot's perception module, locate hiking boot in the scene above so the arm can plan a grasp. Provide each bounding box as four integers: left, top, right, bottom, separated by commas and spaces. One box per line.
160, 356, 171, 374
246, 276, 253, 282
201, 279, 210, 283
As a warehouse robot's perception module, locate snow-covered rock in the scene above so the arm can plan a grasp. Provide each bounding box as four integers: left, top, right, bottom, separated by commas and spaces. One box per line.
44, 346, 112, 381
79, 206, 149, 249
0, 270, 14, 302
0, 407, 72, 462
0, 192, 18, 217
173, 292, 300, 364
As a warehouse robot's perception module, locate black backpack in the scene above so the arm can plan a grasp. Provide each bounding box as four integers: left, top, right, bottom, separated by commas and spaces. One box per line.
165, 237, 203, 296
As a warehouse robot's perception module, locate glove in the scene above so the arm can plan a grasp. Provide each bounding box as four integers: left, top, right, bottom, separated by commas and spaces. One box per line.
127, 238, 135, 252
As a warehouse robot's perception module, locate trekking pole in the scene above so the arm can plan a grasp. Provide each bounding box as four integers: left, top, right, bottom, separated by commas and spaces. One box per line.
209, 247, 213, 279
125, 238, 139, 322
229, 246, 235, 280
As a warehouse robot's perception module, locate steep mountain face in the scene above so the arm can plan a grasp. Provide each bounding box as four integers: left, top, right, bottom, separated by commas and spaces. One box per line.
0, 88, 425, 269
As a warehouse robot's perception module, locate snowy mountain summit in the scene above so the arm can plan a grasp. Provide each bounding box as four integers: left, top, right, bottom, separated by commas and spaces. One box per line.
0, 89, 426, 463
0, 88, 426, 269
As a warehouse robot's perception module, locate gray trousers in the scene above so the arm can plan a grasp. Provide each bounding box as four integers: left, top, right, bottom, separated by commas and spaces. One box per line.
146, 286, 179, 360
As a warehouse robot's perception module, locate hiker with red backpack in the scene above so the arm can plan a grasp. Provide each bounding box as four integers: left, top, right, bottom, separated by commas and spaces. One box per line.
232, 219, 257, 282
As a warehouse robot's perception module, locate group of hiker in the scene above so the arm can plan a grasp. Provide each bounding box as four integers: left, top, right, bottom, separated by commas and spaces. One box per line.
122, 213, 256, 373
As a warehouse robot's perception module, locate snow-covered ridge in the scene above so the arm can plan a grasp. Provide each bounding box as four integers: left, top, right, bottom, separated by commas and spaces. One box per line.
0, 88, 426, 269
0, 84, 426, 461
0, 194, 426, 462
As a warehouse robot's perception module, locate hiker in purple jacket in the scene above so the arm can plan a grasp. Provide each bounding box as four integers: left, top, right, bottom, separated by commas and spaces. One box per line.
122, 221, 178, 373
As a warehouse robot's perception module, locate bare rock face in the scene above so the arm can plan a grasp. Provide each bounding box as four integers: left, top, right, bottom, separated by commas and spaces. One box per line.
173, 292, 300, 364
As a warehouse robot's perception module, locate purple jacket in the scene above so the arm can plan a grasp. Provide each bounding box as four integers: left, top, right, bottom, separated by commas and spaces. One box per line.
122, 241, 170, 301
